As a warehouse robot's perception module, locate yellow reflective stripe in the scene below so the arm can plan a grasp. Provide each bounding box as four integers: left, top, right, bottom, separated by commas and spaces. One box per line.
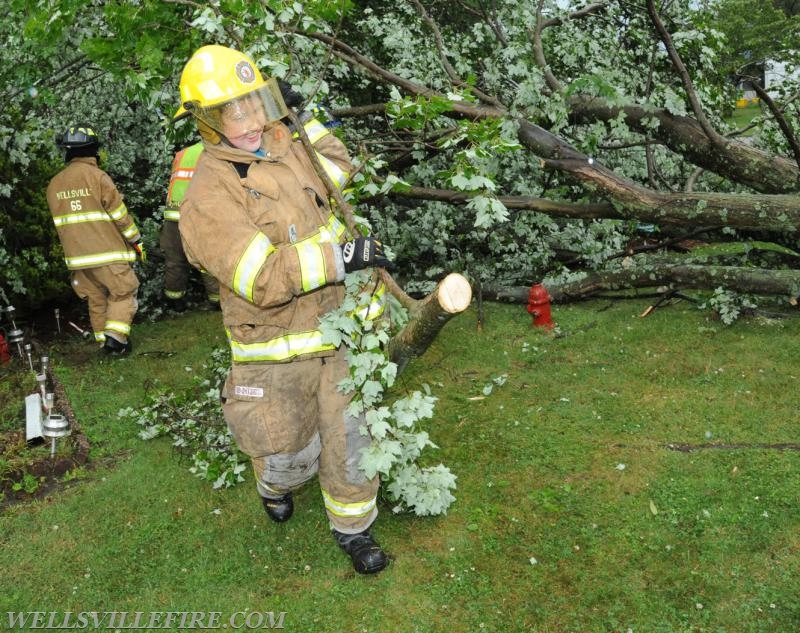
104, 320, 131, 336
303, 118, 329, 144
122, 225, 139, 240
228, 329, 335, 362
65, 251, 135, 268
327, 215, 347, 241
316, 153, 348, 190
280, 213, 346, 292
352, 282, 387, 321
316, 214, 347, 244
53, 211, 111, 226
94, 332, 105, 342
107, 202, 128, 221
258, 480, 288, 497
293, 241, 327, 292
321, 489, 377, 518
290, 118, 348, 190
165, 289, 185, 299
233, 232, 275, 301
163, 209, 180, 221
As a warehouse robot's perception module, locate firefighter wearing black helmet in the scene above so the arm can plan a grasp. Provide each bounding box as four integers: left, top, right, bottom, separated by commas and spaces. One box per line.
45, 124, 144, 355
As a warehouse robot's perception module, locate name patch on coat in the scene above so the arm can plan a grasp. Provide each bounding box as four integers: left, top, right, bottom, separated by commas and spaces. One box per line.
234, 385, 264, 398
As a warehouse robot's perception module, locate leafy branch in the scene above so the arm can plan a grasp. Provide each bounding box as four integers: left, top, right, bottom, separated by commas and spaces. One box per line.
118, 347, 248, 490
320, 270, 457, 516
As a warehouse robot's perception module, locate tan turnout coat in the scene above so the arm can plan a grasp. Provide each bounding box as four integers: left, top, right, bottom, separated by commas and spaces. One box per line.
46, 157, 140, 269
179, 120, 385, 530
179, 121, 351, 362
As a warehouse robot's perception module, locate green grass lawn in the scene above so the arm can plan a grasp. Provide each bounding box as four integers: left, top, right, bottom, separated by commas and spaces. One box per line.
727, 102, 762, 133
1, 299, 799, 632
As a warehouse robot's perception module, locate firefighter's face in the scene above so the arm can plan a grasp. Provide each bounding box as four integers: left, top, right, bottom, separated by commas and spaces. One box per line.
220, 95, 267, 151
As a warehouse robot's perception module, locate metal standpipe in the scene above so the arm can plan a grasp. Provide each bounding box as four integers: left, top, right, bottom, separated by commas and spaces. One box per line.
36, 373, 47, 401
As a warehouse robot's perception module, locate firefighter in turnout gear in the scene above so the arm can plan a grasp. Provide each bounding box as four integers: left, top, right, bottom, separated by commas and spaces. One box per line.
159, 141, 220, 310
176, 45, 393, 574
46, 124, 142, 355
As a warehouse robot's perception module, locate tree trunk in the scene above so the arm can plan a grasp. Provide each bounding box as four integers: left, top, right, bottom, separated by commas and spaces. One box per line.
568, 96, 800, 195
387, 272, 472, 373
378, 183, 800, 234
483, 263, 800, 304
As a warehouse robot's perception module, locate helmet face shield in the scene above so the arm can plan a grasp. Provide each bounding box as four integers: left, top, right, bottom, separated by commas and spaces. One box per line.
185, 79, 289, 142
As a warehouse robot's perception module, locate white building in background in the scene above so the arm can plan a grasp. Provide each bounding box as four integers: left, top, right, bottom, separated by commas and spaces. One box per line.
763, 59, 800, 96
736, 59, 799, 105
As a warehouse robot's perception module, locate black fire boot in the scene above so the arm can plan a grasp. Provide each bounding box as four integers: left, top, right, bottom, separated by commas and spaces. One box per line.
332, 529, 389, 574
261, 493, 293, 523
102, 336, 132, 356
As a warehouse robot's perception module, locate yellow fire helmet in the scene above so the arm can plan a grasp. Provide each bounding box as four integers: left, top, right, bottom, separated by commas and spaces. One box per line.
174, 45, 288, 138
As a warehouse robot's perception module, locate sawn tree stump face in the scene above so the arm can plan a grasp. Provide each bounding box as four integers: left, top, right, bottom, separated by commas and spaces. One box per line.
437, 273, 472, 314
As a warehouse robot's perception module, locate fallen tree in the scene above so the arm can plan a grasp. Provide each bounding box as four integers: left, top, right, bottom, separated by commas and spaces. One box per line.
8, 1, 800, 316
483, 263, 800, 305
288, 1, 800, 302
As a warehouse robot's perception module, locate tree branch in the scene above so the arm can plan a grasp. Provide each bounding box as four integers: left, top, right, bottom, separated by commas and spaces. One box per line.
539, 2, 608, 28
568, 95, 800, 193
646, 0, 726, 147
531, 0, 562, 94
410, 0, 503, 107
748, 78, 800, 170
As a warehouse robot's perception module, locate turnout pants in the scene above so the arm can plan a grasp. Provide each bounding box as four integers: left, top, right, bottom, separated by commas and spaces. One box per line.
160, 220, 219, 302
71, 264, 139, 343
222, 347, 379, 534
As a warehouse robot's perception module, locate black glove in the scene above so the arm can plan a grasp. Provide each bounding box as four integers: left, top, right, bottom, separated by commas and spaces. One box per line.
277, 79, 304, 109
341, 237, 393, 273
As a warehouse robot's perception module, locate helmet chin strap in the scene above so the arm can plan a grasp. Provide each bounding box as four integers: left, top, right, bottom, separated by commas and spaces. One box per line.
196, 119, 221, 145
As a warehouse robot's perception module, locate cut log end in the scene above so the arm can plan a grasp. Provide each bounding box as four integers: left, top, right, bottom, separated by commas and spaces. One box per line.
437, 273, 472, 313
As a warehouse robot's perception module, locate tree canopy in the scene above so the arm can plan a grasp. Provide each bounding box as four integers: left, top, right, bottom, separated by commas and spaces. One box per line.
3, 0, 800, 313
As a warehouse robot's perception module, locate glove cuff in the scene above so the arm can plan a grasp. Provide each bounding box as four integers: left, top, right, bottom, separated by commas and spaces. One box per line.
332, 243, 346, 281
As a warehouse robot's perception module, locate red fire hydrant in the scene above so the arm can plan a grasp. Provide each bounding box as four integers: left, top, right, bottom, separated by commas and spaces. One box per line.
527, 283, 554, 328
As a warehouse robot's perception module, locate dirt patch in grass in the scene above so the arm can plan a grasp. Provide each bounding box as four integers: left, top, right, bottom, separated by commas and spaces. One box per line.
0, 331, 91, 509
